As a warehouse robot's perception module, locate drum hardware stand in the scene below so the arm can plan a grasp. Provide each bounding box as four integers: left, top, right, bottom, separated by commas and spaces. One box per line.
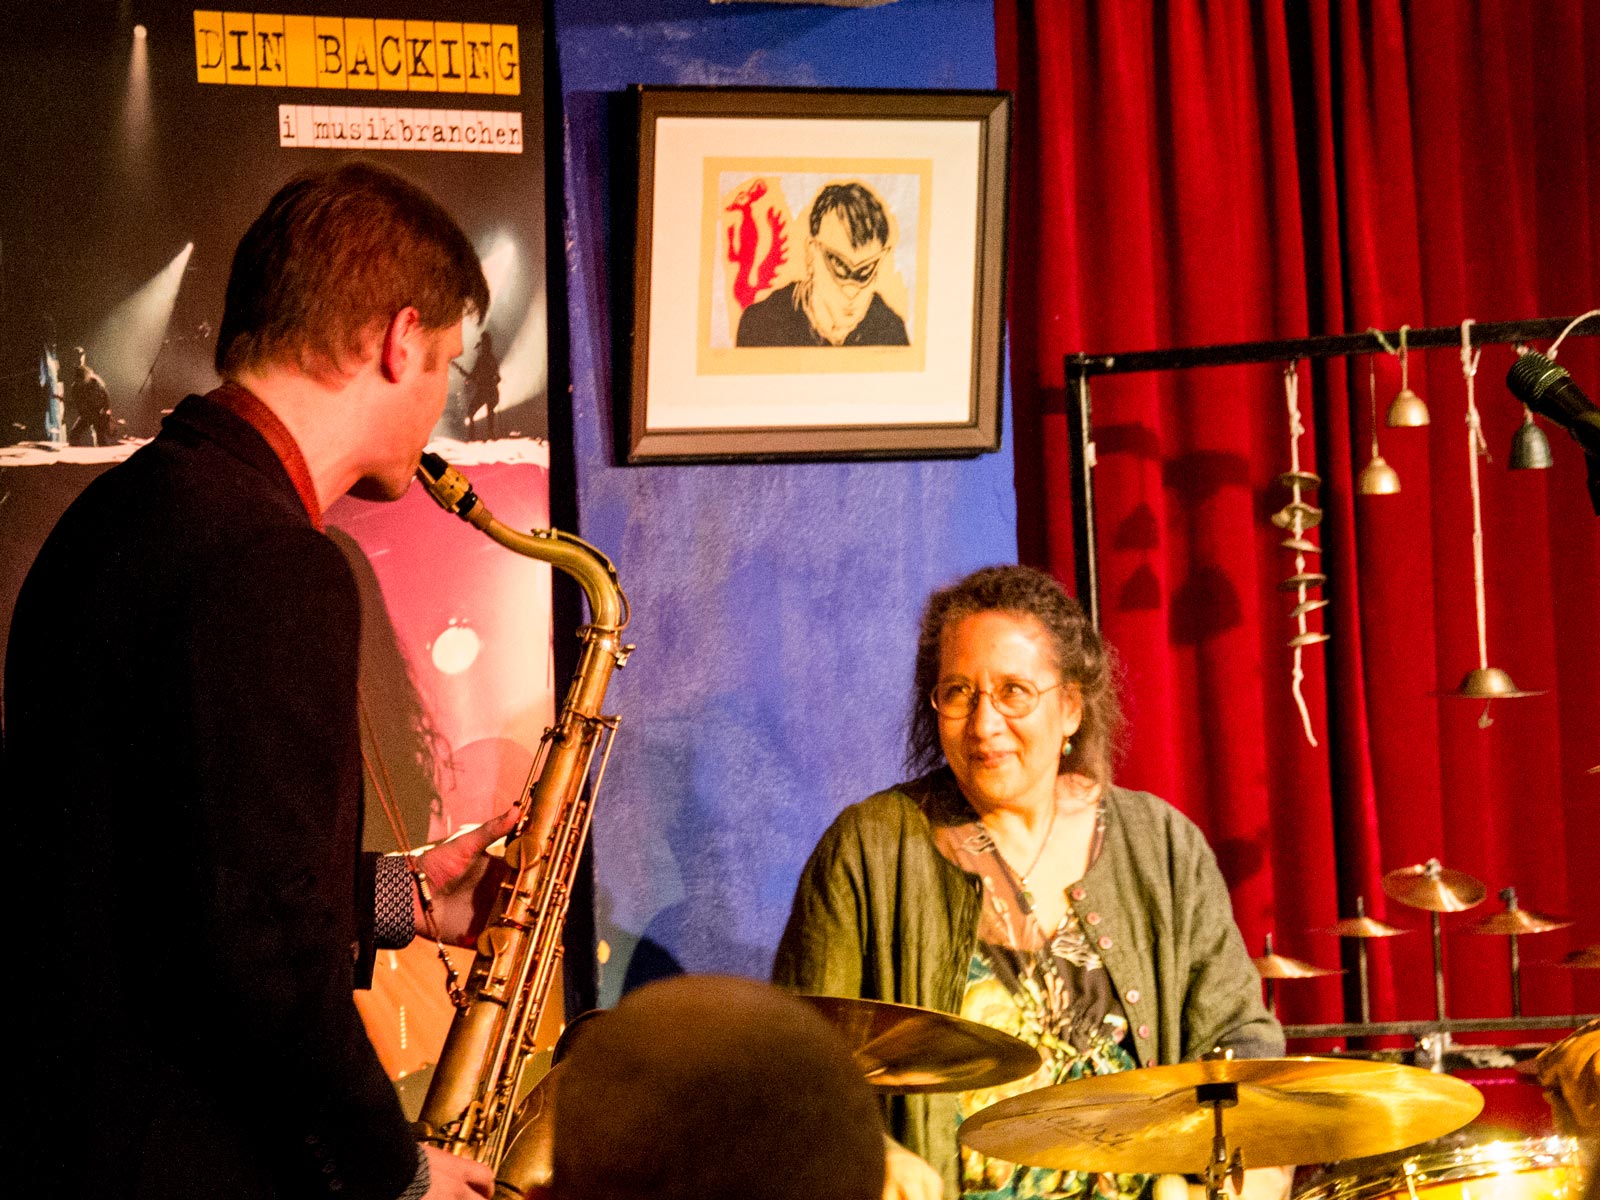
1322, 896, 1407, 1026
1506, 889, 1525, 1018
1429, 908, 1447, 1026
1197, 1081, 1245, 1200
1464, 886, 1574, 1019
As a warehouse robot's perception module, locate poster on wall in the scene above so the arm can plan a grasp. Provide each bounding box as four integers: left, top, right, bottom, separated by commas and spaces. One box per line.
0, 2, 552, 1088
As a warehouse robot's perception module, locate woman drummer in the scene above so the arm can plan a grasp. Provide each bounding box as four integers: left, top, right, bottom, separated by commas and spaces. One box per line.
774, 565, 1286, 1200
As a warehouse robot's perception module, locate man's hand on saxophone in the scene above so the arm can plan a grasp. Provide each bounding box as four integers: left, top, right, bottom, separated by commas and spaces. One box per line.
411, 804, 522, 946
421, 1144, 497, 1199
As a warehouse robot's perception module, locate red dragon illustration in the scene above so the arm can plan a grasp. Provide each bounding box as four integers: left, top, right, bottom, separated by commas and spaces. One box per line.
725, 179, 788, 311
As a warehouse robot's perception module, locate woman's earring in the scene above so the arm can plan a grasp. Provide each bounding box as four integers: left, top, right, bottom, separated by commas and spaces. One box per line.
1061, 736, 1074, 759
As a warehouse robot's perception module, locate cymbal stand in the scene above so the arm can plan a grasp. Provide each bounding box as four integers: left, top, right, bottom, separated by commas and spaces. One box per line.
1262, 933, 1279, 1019
1501, 887, 1524, 1017
1196, 1082, 1244, 1200
1354, 897, 1373, 1023
1430, 910, 1447, 1024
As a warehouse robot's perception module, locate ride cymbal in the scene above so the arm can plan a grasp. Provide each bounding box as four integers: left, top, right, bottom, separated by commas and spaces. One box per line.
1381, 860, 1486, 913
800, 995, 1041, 1094
958, 1057, 1482, 1175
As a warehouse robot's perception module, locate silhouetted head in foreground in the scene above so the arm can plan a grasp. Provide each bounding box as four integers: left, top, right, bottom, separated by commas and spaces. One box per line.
552, 974, 886, 1200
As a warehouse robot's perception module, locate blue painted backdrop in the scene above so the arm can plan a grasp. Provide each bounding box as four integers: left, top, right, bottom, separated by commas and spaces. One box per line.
553, 0, 1015, 1004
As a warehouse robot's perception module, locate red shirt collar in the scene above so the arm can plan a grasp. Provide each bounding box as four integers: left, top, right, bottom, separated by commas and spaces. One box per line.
208, 382, 324, 531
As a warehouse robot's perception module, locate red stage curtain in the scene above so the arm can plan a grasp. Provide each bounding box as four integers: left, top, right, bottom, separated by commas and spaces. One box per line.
998, 0, 1599, 1030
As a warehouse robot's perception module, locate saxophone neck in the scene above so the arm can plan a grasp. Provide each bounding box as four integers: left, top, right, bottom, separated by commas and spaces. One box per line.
415, 452, 629, 631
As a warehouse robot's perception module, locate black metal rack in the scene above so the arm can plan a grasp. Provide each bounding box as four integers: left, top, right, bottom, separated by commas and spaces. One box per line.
1062, 313, 1600, 626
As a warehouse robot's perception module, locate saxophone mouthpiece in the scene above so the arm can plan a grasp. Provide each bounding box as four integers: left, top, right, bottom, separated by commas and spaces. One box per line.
415, 451, 479, 519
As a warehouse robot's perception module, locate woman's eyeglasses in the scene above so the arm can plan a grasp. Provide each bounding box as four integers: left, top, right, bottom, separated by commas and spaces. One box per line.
930, 679, 1063, 719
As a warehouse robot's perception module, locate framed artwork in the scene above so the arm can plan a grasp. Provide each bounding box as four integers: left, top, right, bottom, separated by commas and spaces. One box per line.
626, 86, 1010, 463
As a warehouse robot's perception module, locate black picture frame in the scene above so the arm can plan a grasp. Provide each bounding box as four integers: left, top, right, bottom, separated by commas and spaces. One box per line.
625, 86, 1010, 463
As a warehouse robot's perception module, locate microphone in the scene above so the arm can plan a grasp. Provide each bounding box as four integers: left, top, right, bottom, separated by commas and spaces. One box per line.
1507, 350, 1600, 514
1505, 351, 1600, 459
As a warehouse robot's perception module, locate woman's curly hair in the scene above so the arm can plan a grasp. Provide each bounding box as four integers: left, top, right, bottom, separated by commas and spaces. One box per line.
906, 564, 1122, 785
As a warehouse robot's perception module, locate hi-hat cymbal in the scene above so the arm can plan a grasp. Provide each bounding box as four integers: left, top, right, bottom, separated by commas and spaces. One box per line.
800, 995, 1041, 1094
1381, 860, 1486, 912
1468, 908, 1574, 936
1254, 952, 1343, 979
1557, 945, 1600, 969
1322, 915, 1407, 939
958, 1057, 1482, 1175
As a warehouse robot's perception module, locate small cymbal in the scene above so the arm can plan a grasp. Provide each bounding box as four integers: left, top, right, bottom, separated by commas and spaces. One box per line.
1322, 915, 1407, 939
958, 1057, 1483, 1174
1289, 630, 1330, 648
1277, 471, 1322, 490
1279, 572, 1328, 591
1468, 909, 1574, 936
1290, 597, 1331, 619
1254, 952, 1343, 979
1557, 945, 1600, 969
1381, 860, 1486, 912
1272, 503, 1324, 531
1282, 536, 1321, 554
800, 995, 1041, 1094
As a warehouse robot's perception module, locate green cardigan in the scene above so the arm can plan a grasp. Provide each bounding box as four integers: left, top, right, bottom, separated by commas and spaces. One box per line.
772, 772, 1284, 1197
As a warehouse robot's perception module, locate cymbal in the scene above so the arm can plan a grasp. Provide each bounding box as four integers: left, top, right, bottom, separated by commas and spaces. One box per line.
1281, 536, 1321, 554
1322, 915, 1407, 939
799, 995, 1041, 1094
1288, 630, 1331, 648
1279, 572, 1328, 591
1277, 471, 1322, 490
1272, 502, 1324, 531
1290, 597, 1330, 618
1381, 861, 1486, 912
1557, 945, 1600, 969
1468, 908, 1574, 936
1254, 952, 1343, 979
958, 1057, 1483, 1175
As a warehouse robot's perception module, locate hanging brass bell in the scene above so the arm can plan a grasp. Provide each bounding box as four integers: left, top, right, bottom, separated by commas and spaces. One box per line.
1357, 453, 1401, 495
1385, 387, 1431, 427
1508, 411, 1554, 470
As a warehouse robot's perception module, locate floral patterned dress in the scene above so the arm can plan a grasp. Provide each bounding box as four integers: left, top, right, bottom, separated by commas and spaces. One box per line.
934, 814, 1150, 1200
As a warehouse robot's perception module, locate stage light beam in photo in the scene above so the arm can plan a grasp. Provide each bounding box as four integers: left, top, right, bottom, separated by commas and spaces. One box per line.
88, 240, 194, 412
123, 21, 153, 192
453, 232, 547, 436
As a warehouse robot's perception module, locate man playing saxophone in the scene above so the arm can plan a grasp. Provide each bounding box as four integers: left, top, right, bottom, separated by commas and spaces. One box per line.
4, 163, 509, 1200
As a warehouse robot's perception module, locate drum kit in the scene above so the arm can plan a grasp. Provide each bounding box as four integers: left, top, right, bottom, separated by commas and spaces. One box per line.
799, 863, 1596, 1200
801, 993, 1591, 1200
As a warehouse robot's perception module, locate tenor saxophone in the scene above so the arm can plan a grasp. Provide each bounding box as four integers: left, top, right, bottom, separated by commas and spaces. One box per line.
411, 452, 631, 1198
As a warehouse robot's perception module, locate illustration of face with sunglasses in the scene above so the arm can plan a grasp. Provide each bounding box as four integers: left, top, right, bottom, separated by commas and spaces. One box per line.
803, 203, 894, 344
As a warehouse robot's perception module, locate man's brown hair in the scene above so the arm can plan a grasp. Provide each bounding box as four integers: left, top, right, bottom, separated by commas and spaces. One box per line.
215, 162, 489, 379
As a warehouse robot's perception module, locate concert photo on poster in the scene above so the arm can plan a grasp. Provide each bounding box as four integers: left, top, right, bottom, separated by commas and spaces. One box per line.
0, 0, 555, 1092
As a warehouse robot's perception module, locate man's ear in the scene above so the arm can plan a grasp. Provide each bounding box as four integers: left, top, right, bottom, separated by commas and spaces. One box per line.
377, 307, 423, 383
